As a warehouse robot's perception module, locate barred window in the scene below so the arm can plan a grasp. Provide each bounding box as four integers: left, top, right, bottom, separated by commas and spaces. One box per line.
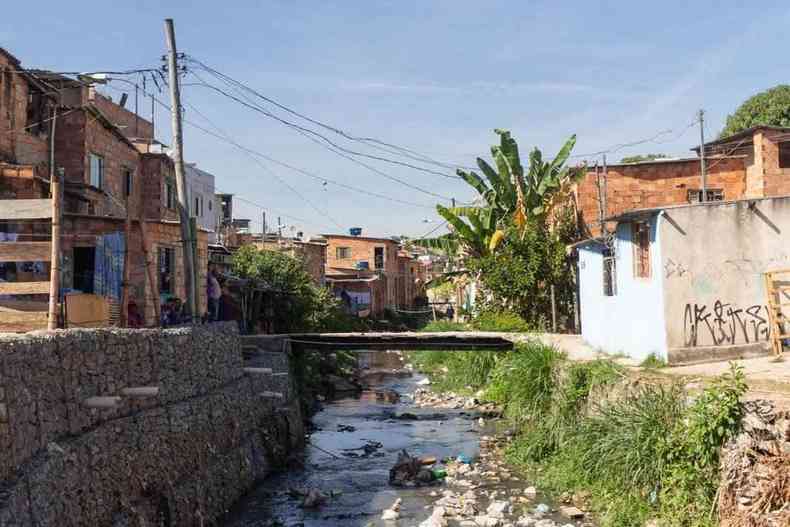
632, 222, 650, 278
603, 248, 616, 296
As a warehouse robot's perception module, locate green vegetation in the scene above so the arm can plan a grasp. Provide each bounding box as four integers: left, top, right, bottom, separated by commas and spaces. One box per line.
720, 84, 790, 137
639, 353, 667, 369
473, 310, 534, 332
232, 245, 365, 332
415, 129, 582, 329
620, 153, 669, 164
421, 319, 470, 332
413, 341, 748, 527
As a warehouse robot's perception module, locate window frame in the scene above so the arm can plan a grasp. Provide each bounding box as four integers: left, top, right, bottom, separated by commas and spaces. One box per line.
602, 247, 617, 297
164, 180, 176, 209
632, 221, 651, 279
158, 246, 175, 295
336, 246, 352, 259
687, 188, 723, 203
89, 153, 104, 189
122, 167, 133, 197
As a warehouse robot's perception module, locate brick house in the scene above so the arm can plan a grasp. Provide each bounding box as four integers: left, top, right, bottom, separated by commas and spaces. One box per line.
0, 50, 207, 330
573, 126, 790, 237
254, 236, 327, 286
323, 233, 424, 316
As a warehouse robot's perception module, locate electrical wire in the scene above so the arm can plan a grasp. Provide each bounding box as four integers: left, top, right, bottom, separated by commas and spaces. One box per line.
569, 119, 699, 161
101, 81, 340, 231
179, 97, 435, 209
185, 67, 461, 181
184, 56, 476, 172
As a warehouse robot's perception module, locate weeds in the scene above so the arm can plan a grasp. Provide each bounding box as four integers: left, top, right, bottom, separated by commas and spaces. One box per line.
420, 320, 469, 332
412, 341, 749, 527
640, 353, 667, 369
472, 311, 534, 332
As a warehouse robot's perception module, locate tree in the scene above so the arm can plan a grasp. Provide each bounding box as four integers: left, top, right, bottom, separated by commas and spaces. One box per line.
720, 85, 790, 138
620, 154, 669, 164
415, 129, 578, 258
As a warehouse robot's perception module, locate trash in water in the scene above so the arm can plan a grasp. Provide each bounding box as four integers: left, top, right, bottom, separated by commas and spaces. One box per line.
302, 488, 327, 508
341, 440, 383, 458
381, 497, 402, 520
456, 453, 473, 464
417, 377, 431, 385
390, 450, 445, 487
395, 412, 419, 420
336, 424, 356, 432
419, 455, 437, 465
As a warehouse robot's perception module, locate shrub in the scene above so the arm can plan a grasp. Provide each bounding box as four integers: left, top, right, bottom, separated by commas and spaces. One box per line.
473, 311, 534, 332
639, 353, 667, 369
421, 320, 469, 332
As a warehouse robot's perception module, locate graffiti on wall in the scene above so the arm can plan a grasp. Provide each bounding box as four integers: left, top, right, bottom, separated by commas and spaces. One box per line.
683, 301, 769, 347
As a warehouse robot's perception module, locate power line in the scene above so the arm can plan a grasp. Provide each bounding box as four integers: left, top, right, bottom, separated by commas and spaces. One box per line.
182, 72, 455, 202
103, 80, 341, 230
570, 119, 698, 161
184, 56, 476, 172
185, 67, 461, 181
179, 97, 435, 209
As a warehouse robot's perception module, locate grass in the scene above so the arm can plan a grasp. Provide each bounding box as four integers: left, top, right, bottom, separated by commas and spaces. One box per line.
420, 320, 470, 332
472, 311, 534, 332
411, 340, 748, 527
640, 353, 668, 369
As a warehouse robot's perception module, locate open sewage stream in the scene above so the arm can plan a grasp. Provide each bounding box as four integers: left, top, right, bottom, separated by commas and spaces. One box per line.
223, 351, 588, 527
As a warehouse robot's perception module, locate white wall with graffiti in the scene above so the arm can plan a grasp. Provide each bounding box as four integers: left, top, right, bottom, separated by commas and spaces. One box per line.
659, 198, 789, 360
577, 219, 668, 362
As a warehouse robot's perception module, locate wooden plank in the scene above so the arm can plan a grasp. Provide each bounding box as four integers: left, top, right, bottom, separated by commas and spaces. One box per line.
0, 281, 51, 295
0, 300, 50, 312
0, 310, 47, 324
65, 293, 110, 328
0, 199, 52, 220
0, 242, 51, 262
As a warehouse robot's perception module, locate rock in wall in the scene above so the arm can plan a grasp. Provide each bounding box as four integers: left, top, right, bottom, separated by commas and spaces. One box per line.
0, 323, 304, 526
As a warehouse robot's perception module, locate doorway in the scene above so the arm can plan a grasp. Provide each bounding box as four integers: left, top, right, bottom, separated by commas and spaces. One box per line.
72, 247, 95, 293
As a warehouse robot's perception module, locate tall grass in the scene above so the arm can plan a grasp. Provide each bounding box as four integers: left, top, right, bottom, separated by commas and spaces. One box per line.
411, 340, 748, 527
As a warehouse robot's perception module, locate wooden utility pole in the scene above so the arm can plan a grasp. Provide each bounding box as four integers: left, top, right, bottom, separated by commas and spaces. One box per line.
47, 165, 63, 330
698, 109, 707, 202
120, 190, 132, 327
164, 18, 197, 321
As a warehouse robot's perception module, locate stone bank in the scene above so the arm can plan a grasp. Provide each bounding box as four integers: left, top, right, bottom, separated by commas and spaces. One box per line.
0, 323, 304, 526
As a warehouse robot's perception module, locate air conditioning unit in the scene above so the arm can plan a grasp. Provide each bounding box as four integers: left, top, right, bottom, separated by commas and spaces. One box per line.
356, 261, 370, 270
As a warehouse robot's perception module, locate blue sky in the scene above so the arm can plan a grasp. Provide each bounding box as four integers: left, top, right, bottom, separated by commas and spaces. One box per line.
5, 1, 790, 237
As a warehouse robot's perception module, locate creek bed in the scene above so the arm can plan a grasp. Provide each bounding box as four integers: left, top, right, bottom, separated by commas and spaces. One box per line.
223, 351, 580, 527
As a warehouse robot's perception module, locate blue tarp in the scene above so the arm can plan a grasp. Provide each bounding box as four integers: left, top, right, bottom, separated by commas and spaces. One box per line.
93, 232, 125, 300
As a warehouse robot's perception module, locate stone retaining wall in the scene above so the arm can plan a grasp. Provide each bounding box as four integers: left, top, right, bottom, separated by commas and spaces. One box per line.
0, 323, 303, 526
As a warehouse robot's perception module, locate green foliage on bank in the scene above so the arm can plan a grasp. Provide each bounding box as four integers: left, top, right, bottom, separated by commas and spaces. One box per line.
232, 245, 366, 332
412, 342, 748, 527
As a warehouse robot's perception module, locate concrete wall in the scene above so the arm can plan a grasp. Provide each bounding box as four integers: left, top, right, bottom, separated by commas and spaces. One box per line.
185, 164, 217, 240
659, 198, 790, 363
0, 323, 303, 526
579, 218, 667, 361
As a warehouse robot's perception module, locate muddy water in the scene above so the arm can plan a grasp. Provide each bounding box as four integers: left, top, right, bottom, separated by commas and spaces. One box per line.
222, 351, 564, 527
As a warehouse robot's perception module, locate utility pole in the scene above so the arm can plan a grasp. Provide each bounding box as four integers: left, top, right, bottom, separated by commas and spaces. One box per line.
262, 211, 266, 243
164, 18, 198, 322
48, 166, 62, 330
277, 216, 282, 240
451, 197, 456, 209
698, 109, 707, 202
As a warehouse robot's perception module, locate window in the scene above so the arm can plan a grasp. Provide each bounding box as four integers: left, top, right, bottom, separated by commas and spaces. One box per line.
603, 247, 616, 296
194, 196, 200, 217
164, 181, 175, 209
336, 247, 352, 259
779, 142, 790, 168
123, 168, 133, 197
208, 200, 212, 211
89, 154, 104, 189
632, 222, 650, 278
374, 247, 385, 269
158, 247, 175, 294
687, 188, 723, 203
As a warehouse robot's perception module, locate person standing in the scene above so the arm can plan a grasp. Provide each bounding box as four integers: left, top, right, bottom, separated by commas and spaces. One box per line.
207, 265, 222, 321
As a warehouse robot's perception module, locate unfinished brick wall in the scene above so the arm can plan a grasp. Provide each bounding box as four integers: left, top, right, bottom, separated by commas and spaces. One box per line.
140, 153, 178, 222
755, 129, 790, 197
575, 158, 746, 236
0, 324, 303, 526
91, 91, 154, 141
0, 164, 46, 199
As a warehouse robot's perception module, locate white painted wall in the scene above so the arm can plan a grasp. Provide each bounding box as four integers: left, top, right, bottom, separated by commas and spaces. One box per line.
578, 215, 668, 361
185, 164, 217, 242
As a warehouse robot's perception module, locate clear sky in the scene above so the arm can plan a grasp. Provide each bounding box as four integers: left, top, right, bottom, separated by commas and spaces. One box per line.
4, 1, 790, 238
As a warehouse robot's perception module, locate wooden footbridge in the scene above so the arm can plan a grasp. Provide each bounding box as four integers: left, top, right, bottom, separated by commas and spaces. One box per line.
241, 331, 514, 353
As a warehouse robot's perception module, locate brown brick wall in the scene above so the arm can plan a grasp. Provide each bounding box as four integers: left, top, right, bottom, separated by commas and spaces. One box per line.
91, 91, 154, 140
140, 154, 178, 221
575, 158, 746, 236
325, 235, 399, 274
0, 51, 50, 170
0, 164, 45, 199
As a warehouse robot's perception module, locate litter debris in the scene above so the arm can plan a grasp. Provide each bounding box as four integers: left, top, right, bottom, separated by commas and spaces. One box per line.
336, 424, 356, 433
420, 455, 438, 465
417, 377, 432, 385
558, 505, 584, 519
390, 450, 444, 487
302, 488, 327, 508
341, 440, 383, 458
456, 453, 473, 464
381, 498, 402, 520
396, 412, 420, 420
534, 503, 551, 515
